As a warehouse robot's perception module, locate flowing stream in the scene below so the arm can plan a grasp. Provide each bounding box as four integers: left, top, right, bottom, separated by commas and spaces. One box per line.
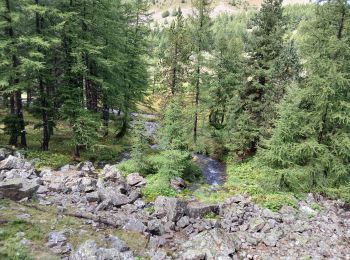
129, 112, 227, 186
193, 154, 227, 186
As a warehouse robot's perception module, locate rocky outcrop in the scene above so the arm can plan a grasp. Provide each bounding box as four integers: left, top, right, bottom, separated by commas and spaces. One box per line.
0, 178, 39, 200
69, 239, 134, 260
177, 228, 238, 260
154, 196, 187, 222
1, 152, 350, 260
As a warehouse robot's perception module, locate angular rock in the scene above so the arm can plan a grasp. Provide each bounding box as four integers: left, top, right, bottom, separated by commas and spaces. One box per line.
177, 229, 238, 259
186, 202, 219, 219
177, 216, 190, 228
0, 178, 39, 200
154, 196, 187, 222
170, 177, 186, 191
47, 231, 72, 255
86, 191, 100, 203
77, 161, 95, 173
126, 173, 146, 187
148, 219, 165, 236
103, 164, 122, 181
123, 218, 147, 233
0, 155, 32, 170
70, 240, 134, 260
79, 177, 97, 192
98, 187, 130, 207
248, 217, 265, 232
108, 235, 130, 252
0, 148, 11, 161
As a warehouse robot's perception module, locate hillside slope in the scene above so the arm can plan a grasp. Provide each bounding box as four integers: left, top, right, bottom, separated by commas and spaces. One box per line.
149, 0, 311, 23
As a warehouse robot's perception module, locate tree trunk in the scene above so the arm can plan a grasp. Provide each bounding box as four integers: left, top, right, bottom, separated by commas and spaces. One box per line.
8, 94, 17, 146
102, 99, 109, 137
193, 64, 200, 143
75, 145, 80, 158
15, 91, 27, 148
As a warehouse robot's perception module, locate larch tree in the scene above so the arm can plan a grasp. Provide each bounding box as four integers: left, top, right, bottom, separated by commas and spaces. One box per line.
265, 0, 350, 191
229, 0, 285, 159
190, 0, 212, 143
0, 0, 27, 148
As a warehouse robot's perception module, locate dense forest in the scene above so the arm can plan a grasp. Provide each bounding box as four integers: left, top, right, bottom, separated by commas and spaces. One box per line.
0, 0, 349, 203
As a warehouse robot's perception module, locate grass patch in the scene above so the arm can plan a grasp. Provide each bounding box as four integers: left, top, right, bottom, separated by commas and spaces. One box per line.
0, 109, 130, 169
203, 212, 219, 220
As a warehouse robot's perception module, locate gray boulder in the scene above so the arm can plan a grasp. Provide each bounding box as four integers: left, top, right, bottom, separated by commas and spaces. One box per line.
98, 186, 130, 207
0, 178, 39, 200
148, 219, 165, 235
69, 240, 134, 260
177, 228, 238, 259
47, 231, 72, 255
126, 173, 146, 187
108, 235, 130, 252
103, 164, 122, 181
123, 218, 147, 233
0, 155, 32, 170
154, 196, 187, 222
186, 202, 219, 219
0, 148, 11, 161
86, 191, 100, 203
77, 161, 95, 173
170, 177, 186, 191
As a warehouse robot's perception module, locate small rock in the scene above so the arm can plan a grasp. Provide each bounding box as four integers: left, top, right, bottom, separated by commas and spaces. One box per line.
46, 231, 72, 255
103, 164, 122, 181
123, 218, 147, 233
170, 177, 186, 191
86, 191, 100, 203
108, 235, 130, 252
126, 173, 146, 186
177, 216, 190, 228
148, 219, 165, 235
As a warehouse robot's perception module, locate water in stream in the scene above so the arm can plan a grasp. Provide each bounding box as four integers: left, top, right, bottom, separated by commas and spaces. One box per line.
129, 112, 227, 186
193, 154, 227, 186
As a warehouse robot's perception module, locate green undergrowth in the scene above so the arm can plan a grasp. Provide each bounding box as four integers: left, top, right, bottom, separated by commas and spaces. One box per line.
119, 150, 202, 200
0, 200, 148, 259
0, 109, 130, 170
190, 159, 350, 211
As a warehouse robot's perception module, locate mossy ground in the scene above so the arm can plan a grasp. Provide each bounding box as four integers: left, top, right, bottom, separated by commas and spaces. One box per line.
0, 108, 131, 170
0, 200, 148, 259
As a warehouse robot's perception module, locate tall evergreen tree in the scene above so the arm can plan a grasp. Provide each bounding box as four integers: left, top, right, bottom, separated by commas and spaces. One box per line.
0, 0, 27, 148
229, 0, 285, 158
265, 0, 350, 191
160, 8, 190, 96
190, 0, 211, 143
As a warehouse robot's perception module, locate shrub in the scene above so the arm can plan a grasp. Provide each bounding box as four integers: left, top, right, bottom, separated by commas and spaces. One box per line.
148, 150, 192, 179
142, 174, 177, 200
161, 10, 170, 18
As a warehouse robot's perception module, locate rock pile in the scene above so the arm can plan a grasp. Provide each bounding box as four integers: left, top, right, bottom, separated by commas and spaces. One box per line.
0, 149, 350, 259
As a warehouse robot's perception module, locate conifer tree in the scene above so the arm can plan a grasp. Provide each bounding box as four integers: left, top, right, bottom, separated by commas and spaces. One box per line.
0, 0, 27, 148
161, 8, 190, 95
265, 0, 350, 191
190, 0, 212, 143
229, 0, 285, 158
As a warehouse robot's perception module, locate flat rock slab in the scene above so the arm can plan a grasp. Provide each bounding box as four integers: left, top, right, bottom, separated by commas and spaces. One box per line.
0, 178, 39, 201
